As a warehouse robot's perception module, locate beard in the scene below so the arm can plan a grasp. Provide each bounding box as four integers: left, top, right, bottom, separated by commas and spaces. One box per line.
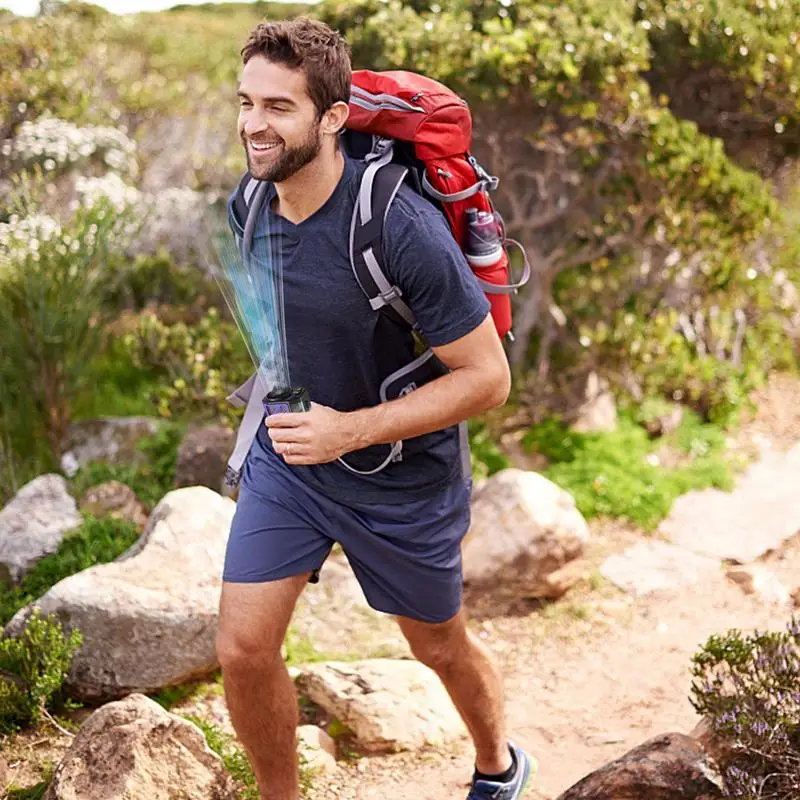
244, 122, 323, 183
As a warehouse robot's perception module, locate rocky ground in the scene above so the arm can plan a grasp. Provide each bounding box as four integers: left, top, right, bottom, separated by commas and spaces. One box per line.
2, 373, 800, 799
302, 373, 800, 799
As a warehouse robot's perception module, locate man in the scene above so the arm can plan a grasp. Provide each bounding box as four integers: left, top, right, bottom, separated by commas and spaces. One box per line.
215, 16, 536, 800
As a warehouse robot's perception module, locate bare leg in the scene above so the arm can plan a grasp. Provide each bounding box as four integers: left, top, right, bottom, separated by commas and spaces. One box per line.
216, 574, 310, 800
396, 609, 511, 775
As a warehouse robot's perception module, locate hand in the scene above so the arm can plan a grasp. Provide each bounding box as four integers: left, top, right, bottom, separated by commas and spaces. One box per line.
265, 402, 360, 465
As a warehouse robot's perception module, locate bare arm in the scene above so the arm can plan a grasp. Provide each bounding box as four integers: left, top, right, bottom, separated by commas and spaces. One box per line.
265, 314, 511, 465
345, 314, 510, 449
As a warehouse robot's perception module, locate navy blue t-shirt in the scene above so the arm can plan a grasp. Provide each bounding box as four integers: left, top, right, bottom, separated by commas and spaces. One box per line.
241, 155, 491, 503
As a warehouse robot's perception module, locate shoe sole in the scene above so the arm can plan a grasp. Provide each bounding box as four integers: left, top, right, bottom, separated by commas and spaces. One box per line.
517, 752, 538, 798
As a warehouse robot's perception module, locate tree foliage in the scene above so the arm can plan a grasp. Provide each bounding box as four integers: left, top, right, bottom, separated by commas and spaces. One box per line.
3, 0, 798, 426
321, 0, 799, 420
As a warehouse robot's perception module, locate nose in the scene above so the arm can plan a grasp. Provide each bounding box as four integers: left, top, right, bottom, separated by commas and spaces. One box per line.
241, 108, 270, 139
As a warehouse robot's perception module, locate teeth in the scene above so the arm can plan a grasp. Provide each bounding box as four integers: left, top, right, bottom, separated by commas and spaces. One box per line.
250, 141, 279, 152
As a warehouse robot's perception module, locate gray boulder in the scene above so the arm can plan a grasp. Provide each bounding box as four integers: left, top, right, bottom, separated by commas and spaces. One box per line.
45, 693, 237, 800
60, 417, 159, 476
0, 474, 81, 585
463, 469, 589, 596
7, 486, 235, 701
173, 425, 235, 493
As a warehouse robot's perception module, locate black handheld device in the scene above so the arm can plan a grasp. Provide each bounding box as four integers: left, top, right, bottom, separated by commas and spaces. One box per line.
263, 386, 311, 416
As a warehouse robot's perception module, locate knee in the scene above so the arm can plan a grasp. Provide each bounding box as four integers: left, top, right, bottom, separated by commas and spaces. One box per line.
405, 624, 468, 673
215, 625, 282, 674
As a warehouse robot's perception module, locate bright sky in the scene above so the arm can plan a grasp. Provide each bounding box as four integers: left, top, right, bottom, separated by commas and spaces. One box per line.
3, 0, 283, 15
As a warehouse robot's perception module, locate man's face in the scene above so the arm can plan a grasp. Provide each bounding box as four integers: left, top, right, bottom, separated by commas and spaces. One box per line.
237, 56, 323, 183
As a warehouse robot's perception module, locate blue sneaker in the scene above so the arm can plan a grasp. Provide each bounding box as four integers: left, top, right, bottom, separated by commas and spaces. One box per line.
466, 740, 537, 799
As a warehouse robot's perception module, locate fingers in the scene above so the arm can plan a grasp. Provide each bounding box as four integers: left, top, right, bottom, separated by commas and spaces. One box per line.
267, 428, 307, 444
264, 413, 304, 428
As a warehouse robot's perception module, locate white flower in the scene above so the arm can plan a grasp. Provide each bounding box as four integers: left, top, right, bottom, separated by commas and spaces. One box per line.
3, 116, 138, 178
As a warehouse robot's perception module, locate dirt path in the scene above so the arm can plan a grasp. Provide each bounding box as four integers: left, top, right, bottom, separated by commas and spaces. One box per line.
306, 374, 800, 800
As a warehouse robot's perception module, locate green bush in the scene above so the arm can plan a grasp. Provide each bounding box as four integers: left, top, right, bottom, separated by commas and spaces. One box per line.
468, 419, 511, 482
0, 176, 135, 470
122, 308, 251, 426
0, 611, 82, 734
522, 412, 733, 530
70, 337, 162, 422
690, 617, 800, 799
0, 515, 140, 627
69, 422, 184, 510
323, 0, 793, 425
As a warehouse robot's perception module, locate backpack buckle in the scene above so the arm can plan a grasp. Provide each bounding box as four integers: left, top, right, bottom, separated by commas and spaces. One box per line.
369, 284, 403, 310
468, 156, 499, 192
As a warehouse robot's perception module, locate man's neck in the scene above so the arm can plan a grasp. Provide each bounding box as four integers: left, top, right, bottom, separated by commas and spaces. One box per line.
273, 149, 346, 225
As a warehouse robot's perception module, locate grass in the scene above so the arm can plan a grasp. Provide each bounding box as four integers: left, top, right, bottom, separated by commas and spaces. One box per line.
6, 781, 49, 799
522, 410, 736, 531
0, 515, 140, 626
185, 715, 316, 799
150, 676, 215, 711
283, 627, 364, 668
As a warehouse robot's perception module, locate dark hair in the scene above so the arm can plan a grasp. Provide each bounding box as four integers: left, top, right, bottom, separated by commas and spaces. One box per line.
241, 18, 352, 119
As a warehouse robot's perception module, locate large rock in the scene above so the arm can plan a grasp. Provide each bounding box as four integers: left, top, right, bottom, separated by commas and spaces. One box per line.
79, 481, 148, 527
295, 659, 466, 753
174, 425, 236, 493
660, 443, 800, 563
0, 474, 82, 585
600, 541, 720, 596
45, 693, 237, 800
556, 733, 724, 799
60, 417, 160, 476
6, 487, 235, 701
297, 725, 337, 774
462, 469, 589, 594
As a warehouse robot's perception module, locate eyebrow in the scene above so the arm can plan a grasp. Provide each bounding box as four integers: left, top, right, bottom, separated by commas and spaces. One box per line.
237, 89, 298, 107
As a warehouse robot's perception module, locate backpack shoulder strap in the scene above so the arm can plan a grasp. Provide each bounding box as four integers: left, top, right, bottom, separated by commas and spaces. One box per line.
350, 155, 418, 330
233, 173, 263, 231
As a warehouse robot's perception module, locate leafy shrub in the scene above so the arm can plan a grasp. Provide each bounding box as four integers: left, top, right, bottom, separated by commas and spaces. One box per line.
0, 176, 135, 469
690, 617, 800, 799
0, 515, 140, 627
0, 611, 82, 734
122, 307, 251, 425
522, 412, 733, 530
106, 249, 216, 312
69, 422, 184, 510
70, 337, 162, 422
324, 0, 793, 426
468, 419, 512, 482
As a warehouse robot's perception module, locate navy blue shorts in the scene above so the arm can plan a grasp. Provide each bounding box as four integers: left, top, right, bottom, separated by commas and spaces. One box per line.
223, 437, 472, 623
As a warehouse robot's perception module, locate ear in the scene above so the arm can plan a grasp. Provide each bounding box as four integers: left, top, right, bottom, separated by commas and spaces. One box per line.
321, 100, 350, 136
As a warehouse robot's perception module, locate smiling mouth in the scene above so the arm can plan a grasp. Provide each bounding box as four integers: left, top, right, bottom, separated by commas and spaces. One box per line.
248, 140, 281, 153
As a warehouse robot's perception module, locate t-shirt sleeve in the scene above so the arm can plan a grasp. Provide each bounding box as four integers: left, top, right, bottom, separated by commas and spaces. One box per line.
382, 197, 491, 347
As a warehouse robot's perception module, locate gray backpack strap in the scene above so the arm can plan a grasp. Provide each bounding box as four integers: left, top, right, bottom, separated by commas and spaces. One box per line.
224, 176, 272, 489
349, 143, 418, 330
224, 372, 271, 488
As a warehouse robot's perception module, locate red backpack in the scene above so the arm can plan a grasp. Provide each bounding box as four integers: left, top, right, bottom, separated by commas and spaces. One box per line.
233, 70, 530, 342
343, 69, 530, 341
